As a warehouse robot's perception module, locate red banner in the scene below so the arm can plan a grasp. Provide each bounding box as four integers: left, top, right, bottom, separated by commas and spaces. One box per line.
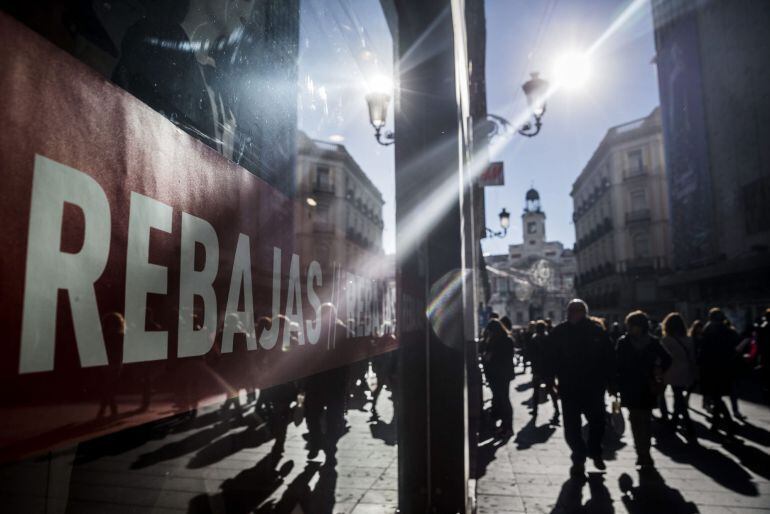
479, 161, 504, 187
0, 13, 397, 462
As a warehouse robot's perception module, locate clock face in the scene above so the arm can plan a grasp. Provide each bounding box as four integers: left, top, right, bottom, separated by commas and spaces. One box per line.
528, 221, 537, 234
531, 259, 552, 287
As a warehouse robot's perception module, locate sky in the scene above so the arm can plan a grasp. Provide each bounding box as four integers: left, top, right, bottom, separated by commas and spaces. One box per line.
294, 0, 661, 258
481, 0, 661, 256
297, 0, 397, 253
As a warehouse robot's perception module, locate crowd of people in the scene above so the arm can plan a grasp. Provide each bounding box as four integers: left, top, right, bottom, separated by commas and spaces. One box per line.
479, 299, 769, 478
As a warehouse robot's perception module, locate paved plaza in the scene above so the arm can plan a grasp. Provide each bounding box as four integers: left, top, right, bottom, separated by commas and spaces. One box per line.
476, 369, 770, 513
4, 367, 769, 513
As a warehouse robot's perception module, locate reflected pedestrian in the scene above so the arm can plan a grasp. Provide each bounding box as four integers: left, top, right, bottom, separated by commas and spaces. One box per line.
482, 319, 514, 439
615, 310, 672, 469
549, 299, 614, 477
98, 312, 125, 419
660, 312, 697, 442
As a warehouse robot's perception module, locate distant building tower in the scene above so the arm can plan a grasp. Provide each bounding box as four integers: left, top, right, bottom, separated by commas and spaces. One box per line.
485, 189, 576, 325
522, 188, 546, 256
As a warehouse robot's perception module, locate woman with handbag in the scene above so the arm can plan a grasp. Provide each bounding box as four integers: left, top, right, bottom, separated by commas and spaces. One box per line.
660, 312, 698, 442
615, 310, 672, 468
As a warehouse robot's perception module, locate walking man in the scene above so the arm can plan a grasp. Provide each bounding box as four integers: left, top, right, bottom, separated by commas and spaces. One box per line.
549, 299, 615, 478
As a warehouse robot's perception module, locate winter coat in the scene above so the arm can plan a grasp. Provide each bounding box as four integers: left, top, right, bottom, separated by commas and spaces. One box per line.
485, 332, 514, 382
661, 335, 697, 388
616, 334, 672, 409
529, 332, 551, 377
548, 318, 614, 400
699, 321, 740, 396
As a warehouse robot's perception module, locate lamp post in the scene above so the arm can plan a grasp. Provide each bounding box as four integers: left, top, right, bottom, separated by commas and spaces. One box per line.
517, 72, 549, 138
484, 72, 550, 140
365, 91, 395, 146
485, 208, 511, 238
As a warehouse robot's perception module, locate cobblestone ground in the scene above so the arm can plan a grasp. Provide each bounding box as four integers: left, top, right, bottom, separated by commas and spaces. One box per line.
476, 368, 770, 514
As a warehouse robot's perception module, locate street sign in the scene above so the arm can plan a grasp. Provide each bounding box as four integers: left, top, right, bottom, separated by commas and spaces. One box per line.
479, 161, 504, 186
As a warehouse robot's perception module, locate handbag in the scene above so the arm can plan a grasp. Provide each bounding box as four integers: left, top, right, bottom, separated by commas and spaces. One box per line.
610, 399, 625, 436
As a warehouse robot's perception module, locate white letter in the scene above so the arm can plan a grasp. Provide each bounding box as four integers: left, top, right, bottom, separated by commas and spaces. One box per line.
20, 155, 110, 373
222, 234, 256, 353
123, 192, 172, 363
259, 247, 282, 350
283, 253, 305, 348
178, 212, 219, 358
305, 260, 322, 344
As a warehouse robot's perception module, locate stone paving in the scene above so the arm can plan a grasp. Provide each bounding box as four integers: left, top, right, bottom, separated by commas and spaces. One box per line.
1, 387, 398, 514
4, 368, 769, 513
476, 369, 770, 513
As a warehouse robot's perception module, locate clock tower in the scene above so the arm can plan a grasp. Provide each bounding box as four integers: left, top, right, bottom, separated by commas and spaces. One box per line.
522, 187, 546, 255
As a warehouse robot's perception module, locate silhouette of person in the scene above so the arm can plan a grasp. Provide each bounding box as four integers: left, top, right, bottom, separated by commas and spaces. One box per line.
97, 312, 125, 419
616, 310, 672, 468
529, 320, 559, 423
699, 308, 740, 437
482, 319, 515, 439
304, 304, 349, 463
548, 299, 614, 477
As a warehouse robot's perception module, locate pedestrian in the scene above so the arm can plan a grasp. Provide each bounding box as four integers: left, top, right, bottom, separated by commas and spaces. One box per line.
615, 310, 672, 469
699, 308, 740, 438
529, 320, 560, 423
482, 319, 514, 439
660, 312, 697, 442
689, 319, 708, 411
548, 299, 615, 477
730, 325, 758, 422
609, 322, 623, 346
758, 308, 770, 402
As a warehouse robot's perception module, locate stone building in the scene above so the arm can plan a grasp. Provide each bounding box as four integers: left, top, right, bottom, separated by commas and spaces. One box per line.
571, 107, 672, 322
652, 0, 770, 329
294, 132, 395, 335
295, 131, 386, 277
487, 189, 576, 325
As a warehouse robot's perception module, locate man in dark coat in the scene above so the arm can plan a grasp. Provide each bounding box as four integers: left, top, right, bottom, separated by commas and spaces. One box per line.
548, 299, 615, 477
699, 308, 741, 436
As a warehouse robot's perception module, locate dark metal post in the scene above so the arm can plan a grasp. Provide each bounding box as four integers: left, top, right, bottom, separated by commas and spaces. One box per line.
393, 1, 472, 512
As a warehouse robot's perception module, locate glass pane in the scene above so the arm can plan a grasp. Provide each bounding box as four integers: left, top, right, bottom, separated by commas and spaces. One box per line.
0, 1, 398, 512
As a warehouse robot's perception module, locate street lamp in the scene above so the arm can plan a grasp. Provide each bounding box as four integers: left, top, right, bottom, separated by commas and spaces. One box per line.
484, 72, 550, 140
365, 76, 395, 146
485, 208, 510, 238
518, 72, 549, 137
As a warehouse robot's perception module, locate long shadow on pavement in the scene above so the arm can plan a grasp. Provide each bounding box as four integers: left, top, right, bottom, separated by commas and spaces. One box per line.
618, 469, 698, 514
549, 473, 614, 514
515, 417, 556, 450
188, 452, 295, 514
654, 421, 759, 497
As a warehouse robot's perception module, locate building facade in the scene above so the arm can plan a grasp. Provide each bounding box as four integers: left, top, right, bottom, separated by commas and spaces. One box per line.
652, 0, 770, 329
295, 131, 386, 278
572, 107, 673, 322
487, 189, 576, 325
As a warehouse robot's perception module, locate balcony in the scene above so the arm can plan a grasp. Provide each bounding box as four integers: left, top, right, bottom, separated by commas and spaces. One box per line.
623, 166, 648, 181
625, 209, 651, 224
314, 182, 335, 194
575, 217, 613, 251
625, 257, 655, 273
